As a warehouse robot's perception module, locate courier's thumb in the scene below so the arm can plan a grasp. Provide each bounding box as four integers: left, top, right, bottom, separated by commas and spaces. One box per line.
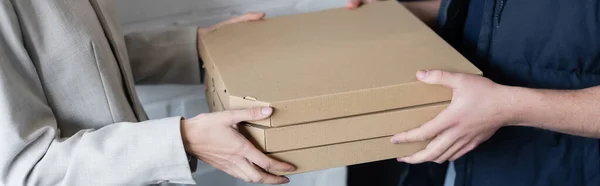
416, 70, 460, 89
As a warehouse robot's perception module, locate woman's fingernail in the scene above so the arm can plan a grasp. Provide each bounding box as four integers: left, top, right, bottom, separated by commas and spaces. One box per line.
416, 70, 428, 79
261, 107, 273, 115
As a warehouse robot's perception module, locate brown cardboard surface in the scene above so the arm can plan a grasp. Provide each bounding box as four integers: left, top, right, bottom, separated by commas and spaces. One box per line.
242, 103, 447, 152
205, 72, 222, 112
206, 77, 428, 174
270, 137, 427, 175
208, 70, 445, 152
199, 1, 480, 127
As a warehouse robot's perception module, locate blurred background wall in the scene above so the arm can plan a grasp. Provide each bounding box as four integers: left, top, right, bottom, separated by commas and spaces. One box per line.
116, 0, 347, 33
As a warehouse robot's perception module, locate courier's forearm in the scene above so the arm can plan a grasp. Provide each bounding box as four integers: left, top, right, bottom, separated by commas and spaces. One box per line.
401, 0, 441, 28
509, 86, 600, 138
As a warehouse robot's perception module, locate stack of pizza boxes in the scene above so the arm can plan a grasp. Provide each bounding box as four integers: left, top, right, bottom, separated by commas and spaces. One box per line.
200, 1, 481, 175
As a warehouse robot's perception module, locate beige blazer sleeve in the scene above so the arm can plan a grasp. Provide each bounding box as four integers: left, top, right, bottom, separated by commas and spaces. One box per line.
0, 1, 195, 185
125, 27, 203, 85
0, 36, 196, 186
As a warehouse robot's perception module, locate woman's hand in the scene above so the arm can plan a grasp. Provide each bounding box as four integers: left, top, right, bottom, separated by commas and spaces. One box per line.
181, 107, 295, 184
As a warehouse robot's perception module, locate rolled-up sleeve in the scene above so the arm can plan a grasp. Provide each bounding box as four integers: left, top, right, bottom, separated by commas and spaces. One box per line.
125, 27, 202, 85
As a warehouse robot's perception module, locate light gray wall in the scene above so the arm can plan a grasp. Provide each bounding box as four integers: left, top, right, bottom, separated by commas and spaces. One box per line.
115, 0, 347, 33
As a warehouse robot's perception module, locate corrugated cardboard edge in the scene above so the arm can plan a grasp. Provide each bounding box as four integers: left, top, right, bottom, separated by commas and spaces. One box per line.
209, 69, 440, 153
262, 82, 453, 127
205, 71, 222, 112
239, 125, 268, 152
258, 102, 449, 152
270, 137, 428, 175
199, 35, 232, 109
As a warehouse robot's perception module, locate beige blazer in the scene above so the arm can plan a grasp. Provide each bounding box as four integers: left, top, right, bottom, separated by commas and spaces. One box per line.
0, 0, 202, 185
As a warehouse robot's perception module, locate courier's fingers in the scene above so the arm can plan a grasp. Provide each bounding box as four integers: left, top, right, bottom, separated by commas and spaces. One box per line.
391, 109, 453, 143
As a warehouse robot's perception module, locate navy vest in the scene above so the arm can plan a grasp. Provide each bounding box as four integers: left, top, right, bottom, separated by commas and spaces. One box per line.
402, 0, 600, 185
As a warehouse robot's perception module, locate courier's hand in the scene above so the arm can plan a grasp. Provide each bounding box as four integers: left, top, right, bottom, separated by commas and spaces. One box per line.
181, 107, 295, 184
392, 70, 517, 164
197, 12, 265, 37
346, 0, 382, 9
